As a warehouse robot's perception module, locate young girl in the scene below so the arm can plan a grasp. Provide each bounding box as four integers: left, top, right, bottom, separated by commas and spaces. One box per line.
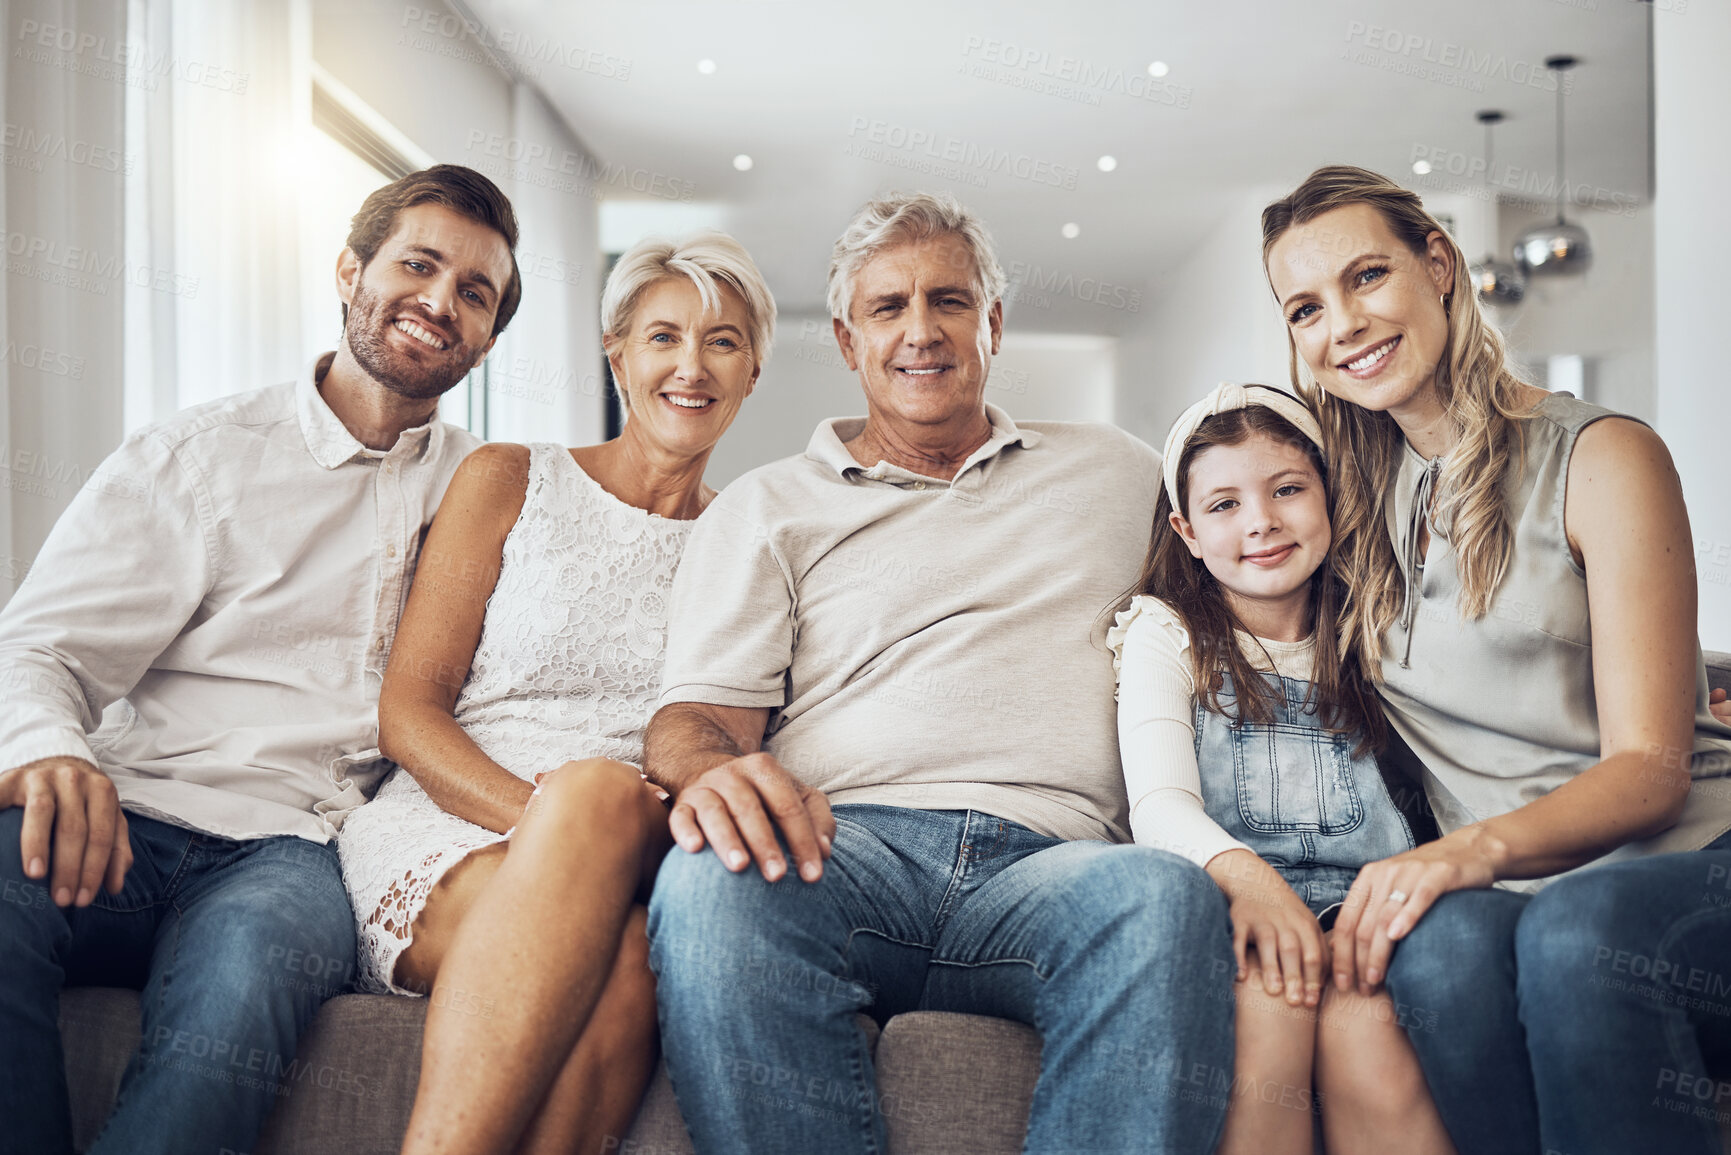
1109, 382, 1455, 1155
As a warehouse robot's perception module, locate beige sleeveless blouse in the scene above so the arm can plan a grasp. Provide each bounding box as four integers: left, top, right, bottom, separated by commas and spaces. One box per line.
1378, 392, 1731, 891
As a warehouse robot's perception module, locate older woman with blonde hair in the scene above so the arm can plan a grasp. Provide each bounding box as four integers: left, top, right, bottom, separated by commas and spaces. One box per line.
337, 230, 775, 1154
1262, 164, 1731, 1154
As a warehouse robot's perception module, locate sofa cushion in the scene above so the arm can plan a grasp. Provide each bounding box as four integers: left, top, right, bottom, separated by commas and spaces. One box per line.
58, 988, 886, 1154
252, 994, 427, 1155
59, 987, 138, 1153
618, 1058, 697, 1155
58, 989, 426, 1155
874, 1012, 1039, 1154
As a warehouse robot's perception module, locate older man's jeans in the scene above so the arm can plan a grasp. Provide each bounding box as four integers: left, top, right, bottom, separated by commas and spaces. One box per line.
1384, 829, 1731, 1155
0, 806, 356, 1155
648, 804, 1235, 1154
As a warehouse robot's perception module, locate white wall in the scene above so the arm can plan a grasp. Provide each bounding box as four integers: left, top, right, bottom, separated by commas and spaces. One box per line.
483, 83, 604, 445
992, 330, 1115, 426
1493, 203, 1655, 421
311, 0, 511, 163
701, 311, 1116, 488
1112, 190, 1290, 450
1654, 2, 1731, 649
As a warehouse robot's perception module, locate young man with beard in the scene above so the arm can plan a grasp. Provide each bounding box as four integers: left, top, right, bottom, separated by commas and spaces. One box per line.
0, 165, 520, 1155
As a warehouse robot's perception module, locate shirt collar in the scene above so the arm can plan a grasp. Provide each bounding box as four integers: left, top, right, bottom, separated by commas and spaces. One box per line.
298, 353, 446, 470
805, 403, 1041, 481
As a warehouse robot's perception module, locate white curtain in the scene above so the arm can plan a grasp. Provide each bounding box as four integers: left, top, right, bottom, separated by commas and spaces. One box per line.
1, 0, 127, 601
123, 0, 310, 428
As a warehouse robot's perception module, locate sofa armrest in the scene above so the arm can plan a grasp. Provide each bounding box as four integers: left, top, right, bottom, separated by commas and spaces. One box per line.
1707, 651, 1731, 700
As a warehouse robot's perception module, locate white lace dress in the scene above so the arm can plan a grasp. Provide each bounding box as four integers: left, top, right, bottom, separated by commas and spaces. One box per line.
337, 443, 694, 994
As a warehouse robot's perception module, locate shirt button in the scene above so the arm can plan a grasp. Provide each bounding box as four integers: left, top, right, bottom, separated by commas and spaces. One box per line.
913, 481, 926, 491
375, 635, 386, 651
386, 545, 397, 558
384, 462, 395, 474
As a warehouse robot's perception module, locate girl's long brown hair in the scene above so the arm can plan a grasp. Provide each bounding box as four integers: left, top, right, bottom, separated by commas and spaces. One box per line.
1260, 165, 1536, 679
1131, 403, 1387, 755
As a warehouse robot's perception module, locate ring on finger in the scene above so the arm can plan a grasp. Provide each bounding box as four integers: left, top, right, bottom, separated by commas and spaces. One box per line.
1387, 889, 1409, 904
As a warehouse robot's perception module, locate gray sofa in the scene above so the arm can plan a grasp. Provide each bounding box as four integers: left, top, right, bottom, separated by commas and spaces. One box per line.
58, 991, 1038, 1154
54, 652, 1731, 1153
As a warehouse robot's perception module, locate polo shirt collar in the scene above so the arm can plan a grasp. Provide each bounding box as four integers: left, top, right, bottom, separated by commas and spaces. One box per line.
806, 403, 1042, 481
298, 352, 446, 470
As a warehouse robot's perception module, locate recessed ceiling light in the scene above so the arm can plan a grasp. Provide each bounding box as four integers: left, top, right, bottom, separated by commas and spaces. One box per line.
1097, 155, 1118, 173
1061, 222, 1081, 239
1412, 159, 1432, 175
696, 59, 717, 75
732, 154, 753, 172
1147, 61, 1169, 78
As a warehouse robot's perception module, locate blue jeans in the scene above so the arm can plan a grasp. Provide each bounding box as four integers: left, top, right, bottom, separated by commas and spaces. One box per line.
1385, 830, 1731, 1155
647, 805, 1236, 1154
0, 806, 356, 1155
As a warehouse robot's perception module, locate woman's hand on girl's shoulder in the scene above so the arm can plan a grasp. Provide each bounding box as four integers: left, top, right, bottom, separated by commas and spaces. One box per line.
1331, 828, 1502, 997
1206, 849, 1328, 1008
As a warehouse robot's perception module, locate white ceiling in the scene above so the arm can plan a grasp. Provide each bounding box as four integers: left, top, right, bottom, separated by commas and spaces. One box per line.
463, 0, 1651, 334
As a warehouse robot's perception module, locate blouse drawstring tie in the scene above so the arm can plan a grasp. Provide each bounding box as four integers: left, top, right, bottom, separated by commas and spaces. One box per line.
1399, 457, 1443, 669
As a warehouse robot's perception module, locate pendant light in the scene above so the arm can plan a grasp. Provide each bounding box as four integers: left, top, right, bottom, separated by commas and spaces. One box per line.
1514, 55, 1592, 276
1469, 111, 1526, 306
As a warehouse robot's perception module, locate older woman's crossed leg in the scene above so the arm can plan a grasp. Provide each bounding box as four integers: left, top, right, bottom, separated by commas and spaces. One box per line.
395, 758, 672, 1155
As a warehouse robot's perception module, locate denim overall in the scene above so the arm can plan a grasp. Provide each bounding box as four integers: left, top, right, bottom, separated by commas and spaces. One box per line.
1195, 670, 1415, 918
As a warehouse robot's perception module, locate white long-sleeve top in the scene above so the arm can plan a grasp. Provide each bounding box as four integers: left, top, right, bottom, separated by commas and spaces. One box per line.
1107, 595, 1317, 870
0, 354, 479, 842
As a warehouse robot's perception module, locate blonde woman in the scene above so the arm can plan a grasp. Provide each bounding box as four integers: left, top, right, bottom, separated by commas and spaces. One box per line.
1262, 165, 1731, 1155
337, 231, 773, 1154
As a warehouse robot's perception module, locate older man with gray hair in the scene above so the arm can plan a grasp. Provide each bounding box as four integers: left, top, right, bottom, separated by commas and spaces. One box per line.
643, 192, 1233, 1152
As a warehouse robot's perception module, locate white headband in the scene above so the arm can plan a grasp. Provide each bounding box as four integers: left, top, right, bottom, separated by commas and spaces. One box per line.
1161, 382, 1326, 512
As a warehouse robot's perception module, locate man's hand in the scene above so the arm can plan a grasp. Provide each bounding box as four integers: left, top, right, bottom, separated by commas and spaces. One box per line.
668, 751, 835, 883
1711, 687, 1731, 727
0, 756, 131, 907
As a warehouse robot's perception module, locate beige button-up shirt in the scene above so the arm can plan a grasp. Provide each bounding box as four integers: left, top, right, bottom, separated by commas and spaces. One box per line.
0, 354, 480, 842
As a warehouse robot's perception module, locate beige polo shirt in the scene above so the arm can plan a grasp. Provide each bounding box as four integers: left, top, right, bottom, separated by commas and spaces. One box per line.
658, 404, 1161, 843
